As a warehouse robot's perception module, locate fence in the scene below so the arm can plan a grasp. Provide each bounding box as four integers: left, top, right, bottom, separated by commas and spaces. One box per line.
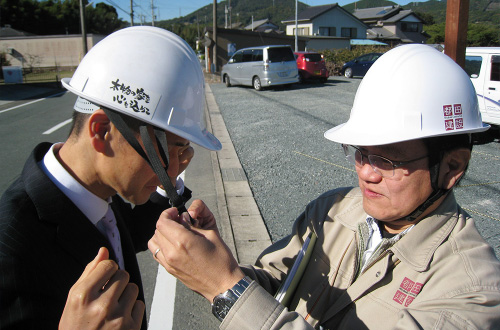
1, 65, 76, 84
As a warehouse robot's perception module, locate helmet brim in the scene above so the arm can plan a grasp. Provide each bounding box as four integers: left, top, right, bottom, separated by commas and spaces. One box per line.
62, 77, 222, 151
324, 121, 491, 146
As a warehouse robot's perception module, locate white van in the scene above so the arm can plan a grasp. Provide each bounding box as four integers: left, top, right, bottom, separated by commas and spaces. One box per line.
221, 45, 299, 91
465, 47, 500, 126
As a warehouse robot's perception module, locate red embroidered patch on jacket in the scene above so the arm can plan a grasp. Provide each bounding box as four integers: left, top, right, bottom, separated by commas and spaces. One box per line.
393, 277, 423, 307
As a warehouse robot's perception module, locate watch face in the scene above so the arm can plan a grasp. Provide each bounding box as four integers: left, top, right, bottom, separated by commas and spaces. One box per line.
214, 298, 232, 321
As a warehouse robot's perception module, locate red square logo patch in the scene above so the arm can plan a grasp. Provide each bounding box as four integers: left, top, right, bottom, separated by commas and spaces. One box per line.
445, 119, 455, 131
393, 290, 406, 305
400, 277, 415, 292
410, 282, 423, 295
454, 104, 462, 115
405, 296, 415, 307
455, 118, 464, 129
443, 105, 453, 116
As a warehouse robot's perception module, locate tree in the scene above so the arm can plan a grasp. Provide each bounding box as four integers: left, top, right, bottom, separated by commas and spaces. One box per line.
86, 3, 125, 35
0, 0, 125, 35
467, 23, 499, 46
425, 22, 500, 46
425, 22, 446, 44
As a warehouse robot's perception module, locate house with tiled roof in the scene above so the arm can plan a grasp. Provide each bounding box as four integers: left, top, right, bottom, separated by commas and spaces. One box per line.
244, 19, 281, 33
281, 4, 368, 50
353, 5, 429, 46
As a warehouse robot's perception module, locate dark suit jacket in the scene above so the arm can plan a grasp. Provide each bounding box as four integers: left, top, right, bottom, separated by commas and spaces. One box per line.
0, 143, 188, 329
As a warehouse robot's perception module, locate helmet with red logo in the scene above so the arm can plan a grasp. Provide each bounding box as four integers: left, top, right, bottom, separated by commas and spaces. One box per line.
324, 44, 489, 146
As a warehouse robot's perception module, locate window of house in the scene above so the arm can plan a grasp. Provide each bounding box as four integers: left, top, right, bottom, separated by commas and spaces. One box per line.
401, 22, 418, 32
293, 27, 309, 36
319, 27, 336, 36
341, 27, 357, 38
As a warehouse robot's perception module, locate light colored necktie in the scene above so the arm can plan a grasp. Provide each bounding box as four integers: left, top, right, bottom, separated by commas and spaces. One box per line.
100, 204, 125, 269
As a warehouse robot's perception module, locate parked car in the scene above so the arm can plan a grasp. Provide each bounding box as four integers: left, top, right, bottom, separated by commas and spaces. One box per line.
221, 45, 298, 91
465, 47, 500, 127
341, 53, 382, 78
294, 51, 329, 83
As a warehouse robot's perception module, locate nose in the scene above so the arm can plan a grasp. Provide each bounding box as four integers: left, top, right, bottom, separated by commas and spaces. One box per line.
356, 162, 383, 183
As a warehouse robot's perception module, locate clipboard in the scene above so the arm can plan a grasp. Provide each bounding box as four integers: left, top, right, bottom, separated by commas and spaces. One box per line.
275, 231, 317, 307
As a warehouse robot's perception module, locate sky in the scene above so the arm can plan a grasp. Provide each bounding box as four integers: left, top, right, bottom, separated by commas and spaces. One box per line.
99, 0, 429, 23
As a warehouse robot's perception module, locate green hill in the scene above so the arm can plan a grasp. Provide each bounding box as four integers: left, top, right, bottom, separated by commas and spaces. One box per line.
156, 0, 309, 31
155, 0, 500, 48
157, 0, 500, 30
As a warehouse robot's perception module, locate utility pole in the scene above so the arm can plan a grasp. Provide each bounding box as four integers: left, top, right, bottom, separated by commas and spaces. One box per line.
229, 0, 232, 29
79, 0, 88, 55
444, 0, 469, 69
151, 0, 155, 26
213, 0, 217, 72
130, 0, 134, 25
295, 0, 298, 52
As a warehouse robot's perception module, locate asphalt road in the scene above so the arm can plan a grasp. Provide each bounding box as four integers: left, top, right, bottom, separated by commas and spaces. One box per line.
210, 76, 500, 259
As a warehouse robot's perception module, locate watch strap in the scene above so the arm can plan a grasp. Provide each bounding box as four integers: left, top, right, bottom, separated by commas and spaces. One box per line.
212, 276, 252, 321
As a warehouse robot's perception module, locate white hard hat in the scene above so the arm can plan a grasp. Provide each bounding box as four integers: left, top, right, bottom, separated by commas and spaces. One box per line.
62, 26, 221, 151
324, 44, 490, 146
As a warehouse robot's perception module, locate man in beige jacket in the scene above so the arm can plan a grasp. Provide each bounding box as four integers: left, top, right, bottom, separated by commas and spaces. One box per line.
149, 44, 500, 329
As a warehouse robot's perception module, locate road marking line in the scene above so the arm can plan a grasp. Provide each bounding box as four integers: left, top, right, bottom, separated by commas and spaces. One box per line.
473, 150, 500, 160
293, 151, 356, 172
0, 91, 66, 115
149, 266, 176, 330
458, 181, 500, 188
463, 207, 500, 222
149, 170, 184, 329
43, 118, 72, 135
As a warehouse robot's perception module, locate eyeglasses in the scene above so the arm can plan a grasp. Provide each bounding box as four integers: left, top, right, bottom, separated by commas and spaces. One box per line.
342, 144, 428, 178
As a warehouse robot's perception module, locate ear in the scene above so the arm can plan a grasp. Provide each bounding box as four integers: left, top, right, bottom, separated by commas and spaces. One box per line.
438, 148, 471, 190
88, 109, 112, 153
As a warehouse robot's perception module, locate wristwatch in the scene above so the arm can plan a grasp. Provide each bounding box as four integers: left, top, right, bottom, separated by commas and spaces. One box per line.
212, 276, 252, 322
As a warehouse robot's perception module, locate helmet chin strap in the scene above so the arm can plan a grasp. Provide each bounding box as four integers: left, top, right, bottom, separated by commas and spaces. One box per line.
102, 108, 191, 218
403, 154, 447, 222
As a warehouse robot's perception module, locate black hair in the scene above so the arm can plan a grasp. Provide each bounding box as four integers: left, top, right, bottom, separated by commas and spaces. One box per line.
68, 111, 90, 138
423, 133, 472, 188
67, 109, 144, 139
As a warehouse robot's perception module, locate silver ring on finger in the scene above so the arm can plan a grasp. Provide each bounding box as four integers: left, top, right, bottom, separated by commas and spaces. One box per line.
154, 248, 161, 259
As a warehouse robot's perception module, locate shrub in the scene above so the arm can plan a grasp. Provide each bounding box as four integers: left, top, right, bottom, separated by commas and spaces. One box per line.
318, 45, 392, 76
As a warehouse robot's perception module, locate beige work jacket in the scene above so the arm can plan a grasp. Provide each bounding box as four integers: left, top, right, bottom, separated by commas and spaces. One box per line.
222, 187, 500, 329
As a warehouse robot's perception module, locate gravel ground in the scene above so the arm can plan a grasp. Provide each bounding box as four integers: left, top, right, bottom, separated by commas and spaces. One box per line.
210, 77, 500, 258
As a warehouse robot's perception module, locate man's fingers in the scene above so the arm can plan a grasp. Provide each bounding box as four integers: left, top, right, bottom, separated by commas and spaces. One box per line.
82, 258, 120, 296
118, 283, 141, 313
76, 247, 110, 283
132, 300, 146, 328
102, 268, 131, 296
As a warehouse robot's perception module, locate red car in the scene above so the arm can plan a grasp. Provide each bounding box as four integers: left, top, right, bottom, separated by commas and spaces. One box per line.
294, 51, 329, 83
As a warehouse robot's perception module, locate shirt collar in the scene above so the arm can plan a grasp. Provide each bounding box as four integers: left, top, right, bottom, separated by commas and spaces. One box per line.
39, 143, 109, 225
366, 216, 414, 238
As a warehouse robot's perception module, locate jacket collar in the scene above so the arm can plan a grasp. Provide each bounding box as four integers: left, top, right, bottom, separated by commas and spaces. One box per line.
23, 143, 111, 266
390, 192, 459, 272
334, 187, 459, 272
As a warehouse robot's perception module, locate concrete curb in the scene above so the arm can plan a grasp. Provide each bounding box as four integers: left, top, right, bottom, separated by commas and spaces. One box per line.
204, 83, 272, 265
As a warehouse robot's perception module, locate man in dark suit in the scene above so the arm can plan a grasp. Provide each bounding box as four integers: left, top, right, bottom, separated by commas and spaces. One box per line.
0, 26, 221, 329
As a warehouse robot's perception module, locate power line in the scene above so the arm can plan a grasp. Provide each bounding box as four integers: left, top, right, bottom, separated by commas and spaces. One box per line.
104, 0, 129, 15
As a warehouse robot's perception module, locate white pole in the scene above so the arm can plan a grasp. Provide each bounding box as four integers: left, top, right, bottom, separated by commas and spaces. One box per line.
295, 0, 298, 52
